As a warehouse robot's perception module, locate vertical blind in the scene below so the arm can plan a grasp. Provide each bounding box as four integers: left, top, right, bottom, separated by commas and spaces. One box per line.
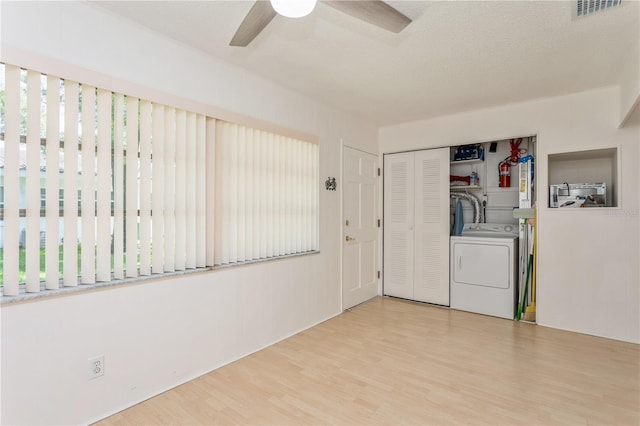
1, 63, 320, 296
214, 121, 319, 266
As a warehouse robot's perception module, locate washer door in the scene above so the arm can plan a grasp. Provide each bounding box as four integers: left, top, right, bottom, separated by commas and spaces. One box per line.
452, 241, 511, 289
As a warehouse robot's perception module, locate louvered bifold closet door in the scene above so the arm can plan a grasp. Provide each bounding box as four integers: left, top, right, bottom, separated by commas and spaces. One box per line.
383, 152, 415, 300
413, 148, 449, 305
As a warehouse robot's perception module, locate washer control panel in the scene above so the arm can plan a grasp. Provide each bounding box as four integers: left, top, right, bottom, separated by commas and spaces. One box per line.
460, 223, 519, 237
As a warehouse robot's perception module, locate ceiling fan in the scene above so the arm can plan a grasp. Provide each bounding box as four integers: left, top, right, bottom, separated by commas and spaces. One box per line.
230, 0, 412, 47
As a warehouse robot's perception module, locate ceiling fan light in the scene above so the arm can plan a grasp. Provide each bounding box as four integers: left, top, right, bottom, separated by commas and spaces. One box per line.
270, 0, 317, 18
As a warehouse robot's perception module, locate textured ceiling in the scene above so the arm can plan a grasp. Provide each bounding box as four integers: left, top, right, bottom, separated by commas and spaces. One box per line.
93, 0, 639, 126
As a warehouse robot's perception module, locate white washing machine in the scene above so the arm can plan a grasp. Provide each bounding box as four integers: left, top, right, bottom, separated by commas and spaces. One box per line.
450, 223, 519, 319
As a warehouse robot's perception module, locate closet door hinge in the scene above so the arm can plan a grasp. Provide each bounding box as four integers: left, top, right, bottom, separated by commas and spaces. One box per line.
377, 270, 381, 279
377, 219, 381, 228
377, 167, 381, 176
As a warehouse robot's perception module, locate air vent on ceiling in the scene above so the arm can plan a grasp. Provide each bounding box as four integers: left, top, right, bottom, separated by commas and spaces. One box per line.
576, 0, 622, 18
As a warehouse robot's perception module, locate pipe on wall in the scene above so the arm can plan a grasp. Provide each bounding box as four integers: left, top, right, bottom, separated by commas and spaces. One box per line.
450, 192, 481, 223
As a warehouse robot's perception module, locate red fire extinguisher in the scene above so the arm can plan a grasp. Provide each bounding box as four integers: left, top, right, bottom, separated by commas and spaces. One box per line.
499, 160, 511, 188
498, 138, 524, 188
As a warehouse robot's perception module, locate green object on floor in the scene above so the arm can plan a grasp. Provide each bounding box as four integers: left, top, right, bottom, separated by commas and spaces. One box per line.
516, 253, 533, 321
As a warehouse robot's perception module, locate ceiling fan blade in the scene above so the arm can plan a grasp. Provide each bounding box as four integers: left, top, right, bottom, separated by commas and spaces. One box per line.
324, 1, 411, 33
230, 1, 278, 47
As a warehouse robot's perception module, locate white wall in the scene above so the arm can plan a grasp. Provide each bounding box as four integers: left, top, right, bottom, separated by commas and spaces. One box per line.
0, 2, 378, 425
617, 2, 640, 127
380, 87, 640, 344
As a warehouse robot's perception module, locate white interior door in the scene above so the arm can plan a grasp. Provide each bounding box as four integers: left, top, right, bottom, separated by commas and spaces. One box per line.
342, 146, 379, 309
383, 152, 415, 300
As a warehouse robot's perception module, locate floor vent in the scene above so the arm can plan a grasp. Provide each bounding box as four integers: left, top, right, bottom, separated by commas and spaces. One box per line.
576, 0, 622, 18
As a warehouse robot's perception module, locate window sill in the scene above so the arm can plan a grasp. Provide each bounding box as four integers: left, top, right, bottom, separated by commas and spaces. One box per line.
0, 250, 320, 305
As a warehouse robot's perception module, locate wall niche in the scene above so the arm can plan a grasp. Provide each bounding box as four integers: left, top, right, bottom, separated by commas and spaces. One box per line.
547, 147, 619, 208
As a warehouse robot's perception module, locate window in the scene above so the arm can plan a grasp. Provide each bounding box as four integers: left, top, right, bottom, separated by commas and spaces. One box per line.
0, 62, 320, 297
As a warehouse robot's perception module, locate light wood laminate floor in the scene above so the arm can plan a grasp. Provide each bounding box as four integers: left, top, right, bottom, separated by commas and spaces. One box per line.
97, 296, 640, 425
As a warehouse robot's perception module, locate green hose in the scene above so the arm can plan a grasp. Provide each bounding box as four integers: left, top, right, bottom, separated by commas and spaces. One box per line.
516, 253, 533, 321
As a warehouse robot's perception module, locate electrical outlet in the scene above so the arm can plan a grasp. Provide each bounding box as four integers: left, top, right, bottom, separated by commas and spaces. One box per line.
88, 355, 104, 380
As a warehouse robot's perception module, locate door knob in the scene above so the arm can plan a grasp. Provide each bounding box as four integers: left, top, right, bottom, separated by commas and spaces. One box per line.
345, 236, 355, 242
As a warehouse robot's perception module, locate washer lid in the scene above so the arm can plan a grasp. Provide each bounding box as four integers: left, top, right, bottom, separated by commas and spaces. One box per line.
460, 223, 519, 238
